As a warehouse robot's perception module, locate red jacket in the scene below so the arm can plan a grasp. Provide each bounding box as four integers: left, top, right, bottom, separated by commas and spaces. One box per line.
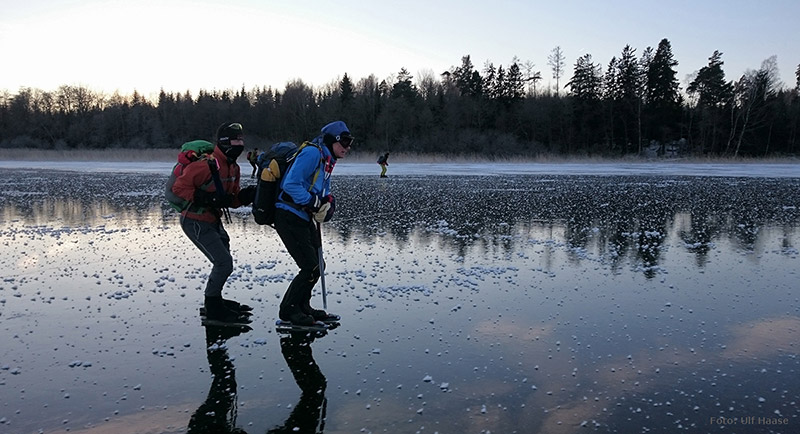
172, 146, 243, 223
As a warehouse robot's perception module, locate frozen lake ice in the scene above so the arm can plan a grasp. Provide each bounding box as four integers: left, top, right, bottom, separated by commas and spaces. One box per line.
0, 164, 798, 433
0, 158, 798, 177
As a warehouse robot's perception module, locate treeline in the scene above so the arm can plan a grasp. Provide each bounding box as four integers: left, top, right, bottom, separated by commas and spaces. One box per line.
1, 38, 799, 157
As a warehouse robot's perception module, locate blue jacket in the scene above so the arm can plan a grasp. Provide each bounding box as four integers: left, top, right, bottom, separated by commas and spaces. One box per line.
275, 139, 335, 221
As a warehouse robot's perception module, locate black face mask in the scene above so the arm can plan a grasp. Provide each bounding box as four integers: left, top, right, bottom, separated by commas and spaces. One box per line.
324, 142, 336, 160
218, 142, 244, 161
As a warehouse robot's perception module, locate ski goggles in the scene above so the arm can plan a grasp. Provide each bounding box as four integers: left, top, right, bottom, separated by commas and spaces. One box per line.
337, 134, 354, 148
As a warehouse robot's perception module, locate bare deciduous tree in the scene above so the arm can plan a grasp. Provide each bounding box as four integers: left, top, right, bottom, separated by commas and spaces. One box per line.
548, 46, 566, 96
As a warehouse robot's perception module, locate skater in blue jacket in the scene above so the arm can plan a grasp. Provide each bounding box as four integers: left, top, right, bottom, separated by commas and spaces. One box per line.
274, 121, 353, 326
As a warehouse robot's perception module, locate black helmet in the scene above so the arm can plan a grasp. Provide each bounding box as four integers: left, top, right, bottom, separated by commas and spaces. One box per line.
216, 122, 244, 161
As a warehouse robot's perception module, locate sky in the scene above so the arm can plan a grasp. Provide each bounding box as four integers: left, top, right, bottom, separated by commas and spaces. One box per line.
1, 0, 798, 100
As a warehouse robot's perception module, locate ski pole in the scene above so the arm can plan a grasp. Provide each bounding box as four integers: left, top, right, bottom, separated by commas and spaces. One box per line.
317, 221, 327, 309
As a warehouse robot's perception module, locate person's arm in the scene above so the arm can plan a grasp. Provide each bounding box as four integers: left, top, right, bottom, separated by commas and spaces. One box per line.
281, 147, 322, 206
227, 163, 246, 208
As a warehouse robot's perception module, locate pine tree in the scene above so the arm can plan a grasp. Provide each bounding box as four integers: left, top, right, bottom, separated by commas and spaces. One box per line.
602, 56, 620, 151
567, 54, 602, 100
391, 68, 417, 100
643, 39, 682, 147
452, 55, 482, 97
687, 51, 733, 154
567, 54, 603, 151
505, 61, 525, 103
340, 73, 354, 106
483, 62, 497, 99
646, 39, 681, 110
495, 66, 506, 100
688, 51, 732, 108
612, 45, 643, 153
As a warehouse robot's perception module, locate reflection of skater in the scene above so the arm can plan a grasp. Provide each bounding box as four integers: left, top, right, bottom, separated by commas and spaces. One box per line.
188, 324, 252, 434
267, 332, 327, 434
275, 121, 352, 326
377, 152, 389, 178
172, 122, 256, 325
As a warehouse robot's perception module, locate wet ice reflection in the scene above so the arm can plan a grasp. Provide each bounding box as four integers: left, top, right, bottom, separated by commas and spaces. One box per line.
0, 170, 798, 433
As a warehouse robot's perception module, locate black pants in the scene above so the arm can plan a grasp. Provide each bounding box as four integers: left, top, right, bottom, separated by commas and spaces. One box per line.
274, 209, 320, 317
180, 216, 233, 298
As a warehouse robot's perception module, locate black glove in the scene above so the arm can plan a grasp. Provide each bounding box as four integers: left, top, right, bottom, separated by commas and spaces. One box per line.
193, 189, 215, 206
238, 185, 256, 206
306, 195, 334, 223
303, 195, 322, 212
194, 189, 233, 208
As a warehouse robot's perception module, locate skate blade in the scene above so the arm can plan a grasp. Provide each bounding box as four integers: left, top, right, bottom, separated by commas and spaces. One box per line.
318, 314, 341, 324
275, 319, 330, 334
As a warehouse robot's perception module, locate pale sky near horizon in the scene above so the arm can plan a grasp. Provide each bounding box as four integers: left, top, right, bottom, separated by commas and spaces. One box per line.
2, 0, 798, 100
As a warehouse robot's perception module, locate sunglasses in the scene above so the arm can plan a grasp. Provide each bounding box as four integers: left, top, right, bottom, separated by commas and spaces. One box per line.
337, 135, 353, 148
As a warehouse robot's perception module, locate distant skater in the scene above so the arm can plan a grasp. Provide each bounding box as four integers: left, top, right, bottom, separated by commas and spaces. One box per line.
247, 148, 259, 179
172, 122, 256, 324
274, 121, 353, 326
377, 152, 389, 177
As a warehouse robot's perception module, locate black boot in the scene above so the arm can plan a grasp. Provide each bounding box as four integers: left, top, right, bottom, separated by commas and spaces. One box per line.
307, 308, 341, 323
223, 298, 253, 314
279, 303, 314, 325
205, 296, 250, 325
301, 301, 340, 323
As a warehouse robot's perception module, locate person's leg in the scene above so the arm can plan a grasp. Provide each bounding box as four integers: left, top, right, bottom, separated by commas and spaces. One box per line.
181, 217, 240, 321
275, 209, 319, 324
209, 226, 252, 311
181, 217, 233, 297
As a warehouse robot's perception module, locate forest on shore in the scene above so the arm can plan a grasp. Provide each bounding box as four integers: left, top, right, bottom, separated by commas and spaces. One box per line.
2, 38, 799, 158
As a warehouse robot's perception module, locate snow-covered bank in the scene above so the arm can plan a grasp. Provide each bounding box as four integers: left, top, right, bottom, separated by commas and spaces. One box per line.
0, 160, 798, 177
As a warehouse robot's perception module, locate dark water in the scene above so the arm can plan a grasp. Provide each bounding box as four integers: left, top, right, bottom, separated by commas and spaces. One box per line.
0, 169, 798, 434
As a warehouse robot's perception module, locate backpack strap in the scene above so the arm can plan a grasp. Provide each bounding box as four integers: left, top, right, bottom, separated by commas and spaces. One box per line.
207, 156, 231, 223
295, 141, 325, 190
182, 156, 223, 215
207, 157, 226, 200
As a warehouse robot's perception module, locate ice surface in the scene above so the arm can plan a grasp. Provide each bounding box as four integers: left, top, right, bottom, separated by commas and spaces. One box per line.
0, 159, 798, 177
0, 167, 798, 433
